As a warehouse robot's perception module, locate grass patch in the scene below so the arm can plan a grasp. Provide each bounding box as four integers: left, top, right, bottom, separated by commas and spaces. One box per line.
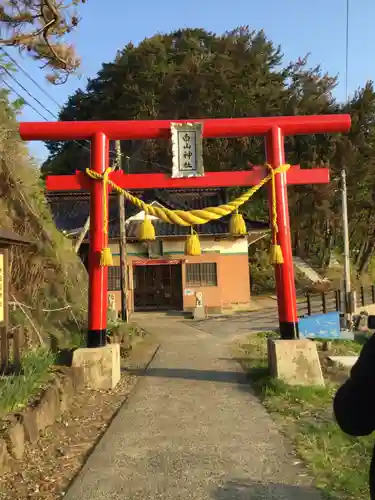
326, 337, 367, 356
237, 332, 373, 500
107, 319, 143, 338
0, 348, 55, 419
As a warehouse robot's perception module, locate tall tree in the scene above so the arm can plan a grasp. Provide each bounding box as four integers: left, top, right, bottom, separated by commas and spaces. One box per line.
339, 83, 375, 276
41, 27, 375, 280
0, 0, 85, 83
42, 27, 291, 175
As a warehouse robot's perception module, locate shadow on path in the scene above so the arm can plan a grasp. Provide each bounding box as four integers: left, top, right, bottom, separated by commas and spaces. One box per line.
121, 367, 249, 384
213, 478, 322, 499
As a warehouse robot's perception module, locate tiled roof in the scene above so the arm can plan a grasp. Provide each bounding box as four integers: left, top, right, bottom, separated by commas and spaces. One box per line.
48, 194, 140, 232
153, 189, 225, 210
46, 189, 269, 239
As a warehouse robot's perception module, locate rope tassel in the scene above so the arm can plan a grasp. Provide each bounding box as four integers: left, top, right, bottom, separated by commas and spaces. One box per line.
268, 164, 284, 265
229, 209, 247, 237
138, 213, 156, 241
100, 167, 114, 267
185, 227, 201, 256
100, 247, 113, 266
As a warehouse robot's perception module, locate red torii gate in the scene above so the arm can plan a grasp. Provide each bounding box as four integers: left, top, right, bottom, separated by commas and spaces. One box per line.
19, 115, 351, 347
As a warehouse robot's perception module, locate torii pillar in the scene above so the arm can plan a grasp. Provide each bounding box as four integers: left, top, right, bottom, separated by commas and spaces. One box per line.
19, 115, 351, 347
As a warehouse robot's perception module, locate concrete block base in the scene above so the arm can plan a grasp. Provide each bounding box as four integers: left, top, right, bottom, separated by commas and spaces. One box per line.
267, 338, 325, 387
193, 306, 205, 320
72, 344, 121, 390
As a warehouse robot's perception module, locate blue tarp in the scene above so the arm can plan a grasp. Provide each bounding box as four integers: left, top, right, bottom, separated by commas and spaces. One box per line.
299, 311, 341, 339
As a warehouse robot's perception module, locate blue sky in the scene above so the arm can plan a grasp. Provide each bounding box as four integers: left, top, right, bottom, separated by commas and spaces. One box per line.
4, 0, 372, 164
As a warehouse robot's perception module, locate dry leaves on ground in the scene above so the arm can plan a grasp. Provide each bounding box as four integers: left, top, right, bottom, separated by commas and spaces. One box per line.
0, 373, 138, 500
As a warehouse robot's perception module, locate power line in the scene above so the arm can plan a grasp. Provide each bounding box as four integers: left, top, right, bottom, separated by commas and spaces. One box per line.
0, 68, 94, 157
1, 79, 50, 121
0, 64, 56, 119
0, 51, 172, 173
1, 73, 171, 172
345, 0, 350, 101
0, 47, 61, 108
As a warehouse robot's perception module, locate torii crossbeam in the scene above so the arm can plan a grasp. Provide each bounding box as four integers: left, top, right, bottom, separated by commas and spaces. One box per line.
19, 115, 351, 347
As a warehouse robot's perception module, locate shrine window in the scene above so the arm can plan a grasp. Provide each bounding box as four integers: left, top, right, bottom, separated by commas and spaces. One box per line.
186, 263, 217, 287
108, 266, 121, 291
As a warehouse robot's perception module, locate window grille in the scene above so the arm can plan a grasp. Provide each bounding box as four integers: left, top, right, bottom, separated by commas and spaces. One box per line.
186, 263, 217, 286
108, 266, 121, 291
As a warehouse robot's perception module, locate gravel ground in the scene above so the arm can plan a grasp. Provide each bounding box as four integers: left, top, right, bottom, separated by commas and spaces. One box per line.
64, 317, 323, 500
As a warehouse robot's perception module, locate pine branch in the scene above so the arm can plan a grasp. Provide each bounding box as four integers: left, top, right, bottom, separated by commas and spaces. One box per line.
0, 0, 85, 83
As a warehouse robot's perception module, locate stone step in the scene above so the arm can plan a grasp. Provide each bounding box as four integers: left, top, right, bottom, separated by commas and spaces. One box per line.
293, 256, 324, 283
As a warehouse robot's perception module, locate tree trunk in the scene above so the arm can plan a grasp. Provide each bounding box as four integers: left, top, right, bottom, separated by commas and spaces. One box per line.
74, 216, 90, 253
354, 238, 367, 267
357, 232, 375, 276
349, 227, 357, 243
321, 222, 333, 269
292, 197, 301, 256
293, 228, 301, 256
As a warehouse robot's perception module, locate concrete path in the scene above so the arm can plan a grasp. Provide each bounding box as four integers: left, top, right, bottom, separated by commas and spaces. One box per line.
188, 308, 279, 339
65, 317, 323, 500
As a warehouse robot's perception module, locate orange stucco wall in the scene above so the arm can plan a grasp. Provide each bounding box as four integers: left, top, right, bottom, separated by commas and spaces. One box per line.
182, 253, 221, 311
108, 236, 251, 314
182, 253, 250, 312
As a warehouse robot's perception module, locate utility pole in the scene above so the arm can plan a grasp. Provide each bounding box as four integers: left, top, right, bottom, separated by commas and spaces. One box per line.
341, 168, 352, 327
116, 141, 129, 323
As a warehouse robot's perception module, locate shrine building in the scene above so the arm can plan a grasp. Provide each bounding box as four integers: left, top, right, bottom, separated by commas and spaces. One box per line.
47, 188, 269, 315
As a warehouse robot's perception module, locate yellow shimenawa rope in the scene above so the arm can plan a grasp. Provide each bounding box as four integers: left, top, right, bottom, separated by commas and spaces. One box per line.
86, 163, 291, 227
266, 163, 284, 264
102, 167, 111, 237
99, 167, 114, 266
267, 164, 278, 244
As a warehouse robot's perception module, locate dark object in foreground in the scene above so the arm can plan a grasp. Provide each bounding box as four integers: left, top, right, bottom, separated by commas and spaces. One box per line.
368, 315, 375, 330
333, 333, 375, 499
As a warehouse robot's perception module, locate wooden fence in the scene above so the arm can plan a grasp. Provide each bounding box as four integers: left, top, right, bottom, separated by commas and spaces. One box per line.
298, 285, 375, 317
0, 325, 25, 374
